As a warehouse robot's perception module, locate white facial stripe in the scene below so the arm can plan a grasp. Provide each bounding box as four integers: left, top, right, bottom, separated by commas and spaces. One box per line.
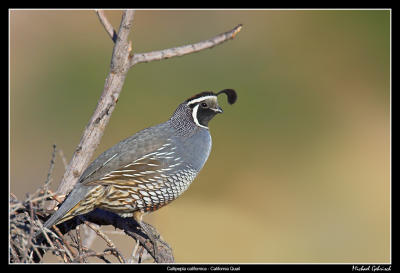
192, 104, 208, 129
186, 95, 217, 106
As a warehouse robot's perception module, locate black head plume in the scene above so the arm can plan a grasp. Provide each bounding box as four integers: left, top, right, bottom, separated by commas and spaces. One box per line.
216, 89, 237, 105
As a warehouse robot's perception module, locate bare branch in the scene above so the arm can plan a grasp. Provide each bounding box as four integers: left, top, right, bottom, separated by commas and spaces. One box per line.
58, 148, 68, 170
82, 220, 126, 263
80, 224, 98, 249
75, 225, 86, 262
52, 225, 77, 260
80, 209, 174, 263
72, 249, 116, 263
130, 24, 243, 67
43, 144, 57, 190
95, 10, 118, 43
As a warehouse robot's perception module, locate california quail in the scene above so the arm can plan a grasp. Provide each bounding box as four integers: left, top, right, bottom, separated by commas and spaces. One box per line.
36, 89, 237, 258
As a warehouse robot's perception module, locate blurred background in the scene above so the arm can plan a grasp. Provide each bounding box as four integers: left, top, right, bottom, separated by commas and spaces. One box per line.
10, 9, 390, 263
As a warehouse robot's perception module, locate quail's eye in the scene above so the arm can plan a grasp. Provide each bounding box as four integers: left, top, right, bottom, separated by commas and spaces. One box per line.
201, 102, 208, 108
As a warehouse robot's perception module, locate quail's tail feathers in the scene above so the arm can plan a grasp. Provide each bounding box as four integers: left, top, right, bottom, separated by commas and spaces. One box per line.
34, 185, 90, 239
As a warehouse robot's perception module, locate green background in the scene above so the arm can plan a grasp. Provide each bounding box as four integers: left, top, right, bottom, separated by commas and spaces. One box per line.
10, 9, 390, 263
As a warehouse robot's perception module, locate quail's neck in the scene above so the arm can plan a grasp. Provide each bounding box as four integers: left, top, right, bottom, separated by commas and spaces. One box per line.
169, 103, 205, 137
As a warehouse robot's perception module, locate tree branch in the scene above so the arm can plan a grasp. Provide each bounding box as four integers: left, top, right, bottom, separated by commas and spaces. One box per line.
10, 191, 173, 263
130, 24, 242, 66
95, 10, 118, 43
81, 209, 174, 263
52, 209, 174, 263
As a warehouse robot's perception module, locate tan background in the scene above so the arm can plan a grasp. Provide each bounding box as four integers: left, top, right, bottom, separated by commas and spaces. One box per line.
10, 9, 390, 263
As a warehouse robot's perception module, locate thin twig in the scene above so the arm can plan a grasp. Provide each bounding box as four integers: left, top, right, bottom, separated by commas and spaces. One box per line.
53, 239, 69, 263
75, 225, 85, 263
130, 24, 243, 67
104, 248, 126, 264
9, 191, 63, 214
44, 144, 57, 189
58, 148, 68, 170
10, 192, 18, 201
130, 239, 140, 263
137, 244, 146, 263
83, 221, 114, 248
10, 244, 21, 263
95, 10, 118, 43
80, 224, 97, 249
31, 244, 43, 262
53, 225, 77, 260
35, 220, 60, 252
40, 144, 57, 209
78, 209, 173, 262
83, 220, 125, 263
26, 200, 35, 256
72, 249, 116, 263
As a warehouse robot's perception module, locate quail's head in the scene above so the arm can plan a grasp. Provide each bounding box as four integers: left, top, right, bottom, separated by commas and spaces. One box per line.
185, 89, 237, 128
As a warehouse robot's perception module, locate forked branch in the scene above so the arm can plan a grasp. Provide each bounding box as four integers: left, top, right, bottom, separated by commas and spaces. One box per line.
95, 9, 242, 67
95, 10, 118, 43
129, 24, 242, 66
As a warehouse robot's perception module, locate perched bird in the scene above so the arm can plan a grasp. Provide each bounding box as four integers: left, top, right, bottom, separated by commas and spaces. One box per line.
36, 89, 237, 257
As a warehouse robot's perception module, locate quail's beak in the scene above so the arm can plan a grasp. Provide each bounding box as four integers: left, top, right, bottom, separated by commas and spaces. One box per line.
212, 106, 223, 113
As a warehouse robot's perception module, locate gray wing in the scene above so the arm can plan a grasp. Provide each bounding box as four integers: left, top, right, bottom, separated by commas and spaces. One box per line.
34, 123, 175, 236
79, 123, 173, 185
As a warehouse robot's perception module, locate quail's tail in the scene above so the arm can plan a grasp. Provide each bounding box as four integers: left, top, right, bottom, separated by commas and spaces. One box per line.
34, 200, 78, 239
34, 185, 90, 239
